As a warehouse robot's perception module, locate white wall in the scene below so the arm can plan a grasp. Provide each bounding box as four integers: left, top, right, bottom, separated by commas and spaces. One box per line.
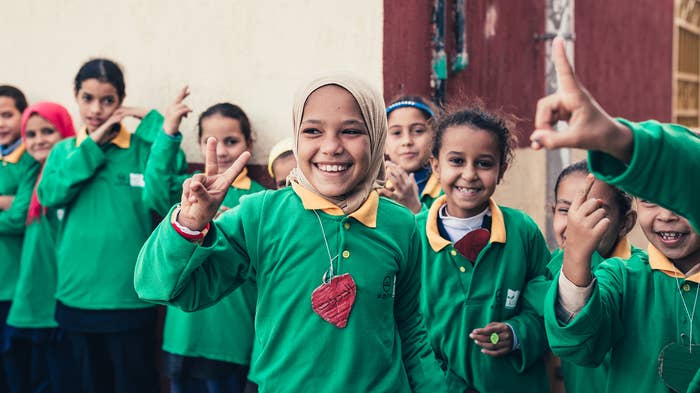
2, 0, 384, 164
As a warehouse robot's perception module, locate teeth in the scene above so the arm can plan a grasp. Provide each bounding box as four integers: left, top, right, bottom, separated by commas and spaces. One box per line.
659, 232, 682, 241
456, 186, 479, 194
318, 164, 348, 172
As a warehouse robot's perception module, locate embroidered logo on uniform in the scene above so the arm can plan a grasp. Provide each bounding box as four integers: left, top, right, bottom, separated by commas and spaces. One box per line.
56, 209, 65, 221
505, 289, 520, 309
129, 173, 145, 187
377, 273, 396, 299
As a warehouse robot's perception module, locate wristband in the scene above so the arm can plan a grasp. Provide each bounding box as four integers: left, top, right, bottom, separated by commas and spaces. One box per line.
171, 207, 210, 241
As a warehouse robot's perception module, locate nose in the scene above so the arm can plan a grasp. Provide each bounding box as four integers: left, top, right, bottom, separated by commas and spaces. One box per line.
656, 207, 679, 223
320, 133, 343, 155
399, 131, 413, 147
89, 100, 102, 115
461, 163, 477, 180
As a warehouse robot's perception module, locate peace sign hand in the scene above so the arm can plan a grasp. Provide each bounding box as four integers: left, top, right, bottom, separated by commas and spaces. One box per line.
163, 86, 192, 136
530, 37, 633, 163
561, 174, 611, 286
176, 137, 250, 231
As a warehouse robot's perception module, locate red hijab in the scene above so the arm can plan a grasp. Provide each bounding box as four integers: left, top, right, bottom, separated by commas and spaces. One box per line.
21, 102, 76, 223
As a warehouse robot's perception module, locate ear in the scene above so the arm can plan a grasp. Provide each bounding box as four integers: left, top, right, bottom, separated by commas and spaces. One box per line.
619, 210, 638, 237
246, 138, 254, 152
430, 156, 440, 180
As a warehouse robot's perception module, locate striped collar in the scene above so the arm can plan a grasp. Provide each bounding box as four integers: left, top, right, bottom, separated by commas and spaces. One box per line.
291, 182, 378, 228
76, 125, 131, 149
648, 244, 700, 284
426, 195, 506, 252
0, 143, 25, 164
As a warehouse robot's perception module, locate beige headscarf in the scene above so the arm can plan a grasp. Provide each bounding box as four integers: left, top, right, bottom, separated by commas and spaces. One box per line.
288, 74, 387, 214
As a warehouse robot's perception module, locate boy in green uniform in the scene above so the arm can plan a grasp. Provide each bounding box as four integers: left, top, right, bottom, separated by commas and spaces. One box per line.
533, 37, 700, 393
0, 85, 39, 391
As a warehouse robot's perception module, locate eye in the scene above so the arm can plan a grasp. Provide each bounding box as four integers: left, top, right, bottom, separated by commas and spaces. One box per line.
0, 111, 12, 119
41, 128, 56, 136
25, 130, 37, 138
476, 160, 494, 168
448, 157, 464, 165
81, 93, 93, 103
102, 96, 116, 105
342, 128, 365, 135
413, 128, 426, 134
302, 128, 321, 136
223, 137, 240, 146
556, 208, 569, 215
639, 200, 657, 208
389, 129, 401, 136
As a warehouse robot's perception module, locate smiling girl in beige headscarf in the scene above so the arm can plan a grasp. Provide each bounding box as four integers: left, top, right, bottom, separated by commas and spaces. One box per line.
135, 74, 447, 393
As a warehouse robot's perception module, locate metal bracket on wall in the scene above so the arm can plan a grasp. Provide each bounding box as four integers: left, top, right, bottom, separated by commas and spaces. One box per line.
533, 32, 575, 41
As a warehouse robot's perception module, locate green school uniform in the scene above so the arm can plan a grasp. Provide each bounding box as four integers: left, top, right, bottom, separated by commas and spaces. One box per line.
134, 186, 446, 393
7, 207, 63, 328
0, 145, 39, 301
417, 196, 550, 393
143, 130, 264, 365
419, 173, 442, 211
545, 240, 644, 393
545, 119, 700, 393
37, 111, 164, 309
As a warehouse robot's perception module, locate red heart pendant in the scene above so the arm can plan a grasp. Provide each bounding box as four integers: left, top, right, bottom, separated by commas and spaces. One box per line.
454, 228, 490, 262
311, 273, 356, 328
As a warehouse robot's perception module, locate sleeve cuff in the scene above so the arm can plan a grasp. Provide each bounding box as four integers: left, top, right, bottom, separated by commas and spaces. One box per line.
504, 322, 520, 351
556, 271, 596, 323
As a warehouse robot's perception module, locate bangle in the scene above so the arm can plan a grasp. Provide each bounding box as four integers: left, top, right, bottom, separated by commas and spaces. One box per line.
171, 207, 210, 241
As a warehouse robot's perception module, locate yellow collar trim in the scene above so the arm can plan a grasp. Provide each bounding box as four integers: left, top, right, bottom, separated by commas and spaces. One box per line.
610, 237, 632, 259
231, 167, 251, 190
648, 244, 700, 284
1, 143, 25, 164
426, 196, 506, 252
291, 182, 378, 228
76, 125, 131, 149
421, 173, 442, 198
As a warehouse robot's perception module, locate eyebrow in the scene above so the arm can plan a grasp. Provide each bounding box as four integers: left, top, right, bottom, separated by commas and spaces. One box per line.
301, 119, 366, 127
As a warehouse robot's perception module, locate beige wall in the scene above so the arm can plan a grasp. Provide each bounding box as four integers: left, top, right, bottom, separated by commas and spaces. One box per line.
2, 1, 384, 164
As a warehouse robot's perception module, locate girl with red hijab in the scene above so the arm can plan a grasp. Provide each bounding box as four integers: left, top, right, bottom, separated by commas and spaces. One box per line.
4, 102, 78, 393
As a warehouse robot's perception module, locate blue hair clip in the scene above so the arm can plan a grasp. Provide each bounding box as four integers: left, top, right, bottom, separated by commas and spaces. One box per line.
386, 100, 434, 118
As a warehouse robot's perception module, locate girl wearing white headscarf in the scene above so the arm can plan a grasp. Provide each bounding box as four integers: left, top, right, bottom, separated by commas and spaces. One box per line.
135, 74, 447, 393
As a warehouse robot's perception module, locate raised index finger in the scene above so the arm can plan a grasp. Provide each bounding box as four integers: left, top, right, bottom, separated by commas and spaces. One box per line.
572, 174, 596, 210
552, 37, 579, 94
220, 151, 251, 186
204, 137, 219, 176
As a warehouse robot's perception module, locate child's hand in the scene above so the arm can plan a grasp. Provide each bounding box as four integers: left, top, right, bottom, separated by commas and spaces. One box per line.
470, 322, 514, 357
0, 195, 15, 210
530, 37, 634, 163
561, 174, 610, 286
117, 106, 150, 119
176, 137, 250, 231
163, 86, 192, 136
90, 111, 125, 146
379, 161, 422, 213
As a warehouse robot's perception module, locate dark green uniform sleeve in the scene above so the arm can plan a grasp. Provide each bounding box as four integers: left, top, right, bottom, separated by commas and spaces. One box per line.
0, 157, 39, 235
589, 119, 700, 231
504, 221, 551, 372
143, 130, 188, 216
135, 203, 253, 312
393, 222, 448, 392
544, 260, 625, 367
37, 138, 106, 207
688, 369, 700, 393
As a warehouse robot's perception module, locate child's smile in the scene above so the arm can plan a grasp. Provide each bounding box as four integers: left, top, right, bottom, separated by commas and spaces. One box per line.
638, 200, 700, 272
298, 85, 370, 198
432, 125, 502, 218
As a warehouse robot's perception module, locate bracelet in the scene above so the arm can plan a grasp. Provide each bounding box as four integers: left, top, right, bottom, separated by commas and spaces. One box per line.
171, 207, 210, 241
